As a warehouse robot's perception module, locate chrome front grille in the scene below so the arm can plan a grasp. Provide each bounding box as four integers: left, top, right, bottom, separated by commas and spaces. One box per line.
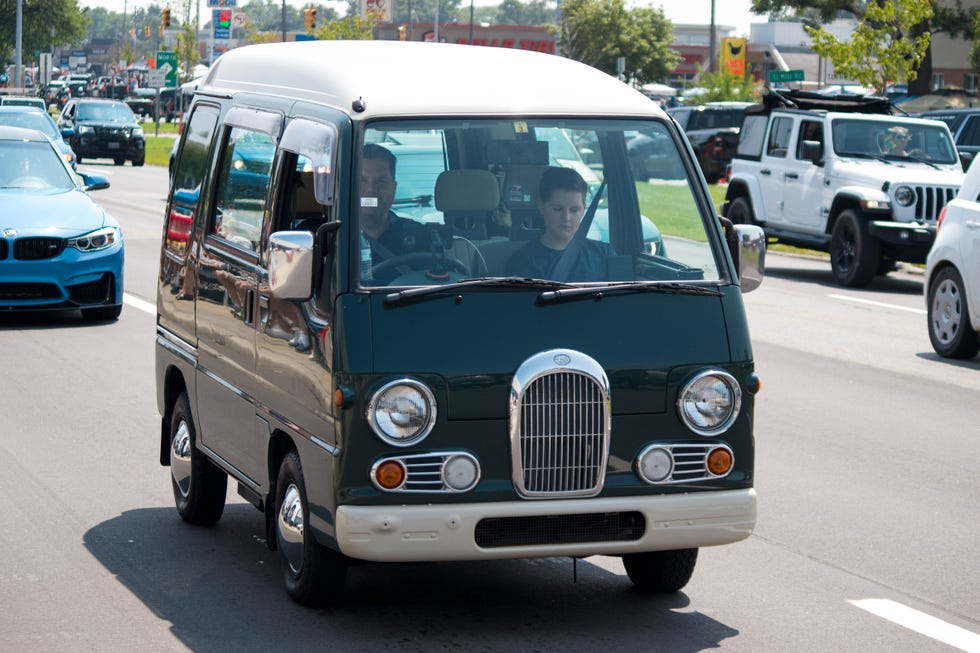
912, 186, 957, 222
509, 350, 611, 498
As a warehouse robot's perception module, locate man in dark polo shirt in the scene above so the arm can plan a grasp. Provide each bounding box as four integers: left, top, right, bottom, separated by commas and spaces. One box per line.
359, 143, 421, 284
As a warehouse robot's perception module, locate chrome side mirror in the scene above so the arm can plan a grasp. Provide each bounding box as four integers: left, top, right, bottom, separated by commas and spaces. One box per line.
734, 224, 765, 293
268, 231, 314, 300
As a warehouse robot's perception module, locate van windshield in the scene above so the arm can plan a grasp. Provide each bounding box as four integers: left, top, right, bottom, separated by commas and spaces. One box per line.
358, 118, 721, 287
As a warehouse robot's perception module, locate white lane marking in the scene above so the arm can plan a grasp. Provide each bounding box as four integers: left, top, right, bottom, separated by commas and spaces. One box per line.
123, 293, 156, 316
828, 294, 927, 315
850, 599, 980, 652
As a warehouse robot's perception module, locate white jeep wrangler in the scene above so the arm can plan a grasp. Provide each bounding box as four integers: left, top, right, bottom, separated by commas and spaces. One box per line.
723, 90, 963, 287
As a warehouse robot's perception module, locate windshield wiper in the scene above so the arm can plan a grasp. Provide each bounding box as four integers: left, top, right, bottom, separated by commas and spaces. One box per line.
901, 153, 940, 170
538, 281, 723, 304
384, 276, 573, 306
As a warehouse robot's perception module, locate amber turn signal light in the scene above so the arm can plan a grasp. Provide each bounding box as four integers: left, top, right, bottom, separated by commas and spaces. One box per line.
706, 447, 733, 476
375, 460, 406, 490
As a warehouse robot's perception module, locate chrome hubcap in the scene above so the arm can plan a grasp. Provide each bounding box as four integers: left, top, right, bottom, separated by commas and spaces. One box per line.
171, 420, 192, 498
278, 483, 305, 575
932, 278, 961, 345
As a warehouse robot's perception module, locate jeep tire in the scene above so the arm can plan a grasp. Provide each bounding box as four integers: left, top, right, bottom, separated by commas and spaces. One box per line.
830, 210, 879, 287
726, 196, 755, 225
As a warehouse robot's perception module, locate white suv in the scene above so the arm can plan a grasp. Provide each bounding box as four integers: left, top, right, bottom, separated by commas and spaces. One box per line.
925, 157, 980, 358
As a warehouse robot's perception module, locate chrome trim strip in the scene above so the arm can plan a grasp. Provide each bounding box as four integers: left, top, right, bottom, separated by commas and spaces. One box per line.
253, 400, 342, 457
156, 327, 198, 366
508, 349, 611, 499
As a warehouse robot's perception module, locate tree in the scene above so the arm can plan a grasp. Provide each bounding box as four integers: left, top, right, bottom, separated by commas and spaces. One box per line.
496, 0, 556, 26
806, 0, 932, 92
690, 67, 761, 103
750, 0, 977, 94
0, 0, 88, 66
558, 0, 680, 86
313, 14, 378, 40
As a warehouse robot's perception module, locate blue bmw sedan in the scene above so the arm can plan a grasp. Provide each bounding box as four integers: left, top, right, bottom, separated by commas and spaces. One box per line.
0, 126, 124, 321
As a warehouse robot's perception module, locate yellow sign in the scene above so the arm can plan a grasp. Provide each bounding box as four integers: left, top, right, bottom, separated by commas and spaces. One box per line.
720, 38, 746, 78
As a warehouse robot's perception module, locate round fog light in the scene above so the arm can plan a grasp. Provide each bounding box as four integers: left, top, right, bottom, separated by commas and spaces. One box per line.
637, 446, 673, 483
706, 447, 733, 476
442, 455, 479, 491
374, 460, 406, 490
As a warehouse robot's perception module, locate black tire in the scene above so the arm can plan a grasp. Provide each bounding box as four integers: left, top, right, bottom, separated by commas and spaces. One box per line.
830, 210, 880, 287
169, 392, 227, 525
81, 304, 122, 321
927, 266, 980, 359
132, 156, 145, 167
75, 155, 83, 164
622, 548, 698, 593
727, 196, 755, 225
276, 450, 347, 606
113, 157, 125, 166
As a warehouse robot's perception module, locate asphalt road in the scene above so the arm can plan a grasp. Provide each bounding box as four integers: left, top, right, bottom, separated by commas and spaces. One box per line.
1, 163, 978, 652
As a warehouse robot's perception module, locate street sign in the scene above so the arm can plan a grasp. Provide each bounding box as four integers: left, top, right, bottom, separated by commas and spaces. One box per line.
207, 0, 236, 6
232, 11, 247, 28
769, 69, 805, 83
147, 69, 166, 88
156, 51, 178, 87
213, 9, 232, 40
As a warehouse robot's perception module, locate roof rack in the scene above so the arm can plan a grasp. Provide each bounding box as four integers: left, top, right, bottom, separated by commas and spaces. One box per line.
749, 87, 898, 115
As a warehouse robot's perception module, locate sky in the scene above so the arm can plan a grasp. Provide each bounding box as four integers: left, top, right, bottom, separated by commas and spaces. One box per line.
79, 0, 764, 37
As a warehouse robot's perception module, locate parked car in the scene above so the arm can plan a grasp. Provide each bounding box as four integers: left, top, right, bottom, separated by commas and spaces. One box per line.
0, 106, 76, 168
925, 156, 980, 358
0, 125, 122, 320
667, 102, 753, 182
125, 87, 158, 119
0, 95, 47, 110
57, 98, 145, 166
65, 73, 94, 98
916, 107, 980, 170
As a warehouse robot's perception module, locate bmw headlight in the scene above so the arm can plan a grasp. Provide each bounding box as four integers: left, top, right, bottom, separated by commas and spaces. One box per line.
78, 125, 94, 136
893, 185, 915, 207
366, 379, 437, 446
677, 370, 741, 435
68, 226, 119, 252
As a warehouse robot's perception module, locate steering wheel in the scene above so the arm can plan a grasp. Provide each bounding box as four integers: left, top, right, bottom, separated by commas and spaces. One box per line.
370, 251, 470, 279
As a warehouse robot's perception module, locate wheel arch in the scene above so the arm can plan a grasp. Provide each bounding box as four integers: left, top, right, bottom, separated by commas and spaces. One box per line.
263, 429, 300, 551
160, 365, 189, 466
826, 195, 863, 235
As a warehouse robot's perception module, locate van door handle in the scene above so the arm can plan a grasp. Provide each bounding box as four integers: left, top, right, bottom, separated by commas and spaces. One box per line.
760, 169, 771, 176
258, 294, 270, 325
785, 172, 799, 179
244, 288, 255, 326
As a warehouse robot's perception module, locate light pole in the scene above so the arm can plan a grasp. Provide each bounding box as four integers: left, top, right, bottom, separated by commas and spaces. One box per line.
709, 0, 716, 74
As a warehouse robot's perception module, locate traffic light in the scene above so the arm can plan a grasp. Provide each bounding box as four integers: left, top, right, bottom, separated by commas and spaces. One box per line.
162, 7, 172, 28
304, 7, 317, 30
144, 25, 150, 38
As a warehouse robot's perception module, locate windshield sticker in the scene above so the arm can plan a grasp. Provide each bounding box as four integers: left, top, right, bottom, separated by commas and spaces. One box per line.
361, 197, 379, 207
514, 122, 528, 133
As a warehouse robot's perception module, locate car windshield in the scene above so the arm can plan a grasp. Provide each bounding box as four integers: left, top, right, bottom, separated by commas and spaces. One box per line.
0, 111, 59, 139
77, 102, 136, 123
832, 118, 958, 164
358, 118, 721, 288
0, 140, 74, 190
687, 108, 745, 131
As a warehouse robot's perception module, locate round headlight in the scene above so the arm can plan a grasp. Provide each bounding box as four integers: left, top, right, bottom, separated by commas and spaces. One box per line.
894, 185, 915, 207
442, 454, 480, 491
637, 446, 673, 483
677, 370, 741, 435
366, 379, 436, 446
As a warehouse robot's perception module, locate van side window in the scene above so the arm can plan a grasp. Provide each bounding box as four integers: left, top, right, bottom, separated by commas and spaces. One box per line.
209, 126, 275, 252
165, 106, 218, 257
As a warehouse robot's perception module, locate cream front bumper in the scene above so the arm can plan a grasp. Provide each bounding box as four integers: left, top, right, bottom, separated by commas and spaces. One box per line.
335, 488, 756, 562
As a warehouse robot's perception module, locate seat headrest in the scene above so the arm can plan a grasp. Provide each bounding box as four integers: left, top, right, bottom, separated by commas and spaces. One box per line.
294, 170, 320, 214
434, 169, 500, 212
502, 165, 548, 210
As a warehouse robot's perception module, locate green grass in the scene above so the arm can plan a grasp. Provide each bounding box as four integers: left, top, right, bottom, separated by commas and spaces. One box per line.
145, 136, 174, 168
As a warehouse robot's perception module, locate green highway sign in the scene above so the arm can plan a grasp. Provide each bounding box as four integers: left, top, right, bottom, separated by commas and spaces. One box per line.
156, 51, 178, 88
769, 69, 805, 83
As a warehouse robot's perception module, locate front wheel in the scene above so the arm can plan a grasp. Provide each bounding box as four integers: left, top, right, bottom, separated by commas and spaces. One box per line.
169, 392, 227, 525
276, 450, 347, 606
113, 157, 125, 166
830, 210, 879, 287
622, 548, 698, 593
132, 156, 145, 167
928, 266, 980, 359
726, 196, 755, 225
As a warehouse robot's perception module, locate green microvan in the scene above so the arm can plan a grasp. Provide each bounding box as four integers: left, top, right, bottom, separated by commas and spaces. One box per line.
156, 40, 766, 606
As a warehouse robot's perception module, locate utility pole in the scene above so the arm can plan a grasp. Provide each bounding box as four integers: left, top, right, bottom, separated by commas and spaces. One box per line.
709, 0, 716, 74
15, 0, 23, 89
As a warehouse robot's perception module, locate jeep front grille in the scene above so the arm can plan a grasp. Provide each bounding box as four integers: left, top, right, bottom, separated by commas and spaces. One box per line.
509, 350, 611, 498
912, 186, 957, 222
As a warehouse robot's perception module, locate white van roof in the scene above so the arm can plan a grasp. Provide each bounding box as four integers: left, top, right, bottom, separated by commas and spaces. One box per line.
200, 40, 662, 119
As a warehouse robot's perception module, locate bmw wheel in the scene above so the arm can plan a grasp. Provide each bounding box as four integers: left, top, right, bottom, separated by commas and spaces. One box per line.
928, 266, 980, 359
276, 450, 347, 606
